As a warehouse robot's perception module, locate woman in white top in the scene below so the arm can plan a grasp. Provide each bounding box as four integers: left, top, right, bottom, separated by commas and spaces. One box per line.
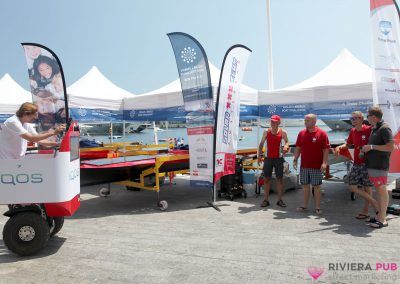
0, 102, 65, 159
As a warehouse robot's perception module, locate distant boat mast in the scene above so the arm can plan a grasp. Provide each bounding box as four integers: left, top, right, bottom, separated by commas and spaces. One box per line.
266, 0, 274, 90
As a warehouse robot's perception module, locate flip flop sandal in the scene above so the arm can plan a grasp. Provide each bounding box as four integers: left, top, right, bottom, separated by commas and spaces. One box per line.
365, 213, 379, 223
296, 206, 308, 212
276, 200, 287, 207
356, 213, 370, 220
315, 208, 323, 215
260, 200, 270, 207
370, 221, 388, 229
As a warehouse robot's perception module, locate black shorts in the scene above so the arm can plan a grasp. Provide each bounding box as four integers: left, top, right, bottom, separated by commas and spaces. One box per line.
263, 157, 284, 179
348, 164, 373, 187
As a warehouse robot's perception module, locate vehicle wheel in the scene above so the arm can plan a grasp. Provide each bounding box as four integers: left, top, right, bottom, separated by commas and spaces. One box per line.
126, 186, 140, 191
49, 217, 64, 237
158, 200, 168, 211
3, 212, 50, 256
99, 187, 110, 197
350, 192, 356, 201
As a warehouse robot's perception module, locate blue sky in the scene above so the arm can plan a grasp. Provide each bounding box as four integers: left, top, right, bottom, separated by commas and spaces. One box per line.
0, 0, 374, 94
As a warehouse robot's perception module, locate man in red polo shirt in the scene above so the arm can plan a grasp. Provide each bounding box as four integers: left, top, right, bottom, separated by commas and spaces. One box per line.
293, 114, 329, 214
334, 111, 379, 220
257, 115, 289, 207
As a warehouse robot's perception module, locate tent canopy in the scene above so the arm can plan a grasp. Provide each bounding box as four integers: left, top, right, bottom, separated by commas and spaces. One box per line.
258, 49, 373, 119
123, 62, 258, 121
0, 74, 32, 122
67, 66, 135, 122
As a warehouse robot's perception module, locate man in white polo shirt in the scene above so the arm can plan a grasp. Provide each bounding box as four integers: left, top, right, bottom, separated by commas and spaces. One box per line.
0, 102, 65, 159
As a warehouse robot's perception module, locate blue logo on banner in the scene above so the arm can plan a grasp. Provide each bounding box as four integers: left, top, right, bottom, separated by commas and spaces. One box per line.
268, 105, 277, 114
168, 33, 213, 105
78, 107, 87, 117
380, 21, 392, 36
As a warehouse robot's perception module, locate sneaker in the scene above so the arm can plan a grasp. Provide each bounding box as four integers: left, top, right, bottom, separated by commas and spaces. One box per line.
260, 200, 270, 207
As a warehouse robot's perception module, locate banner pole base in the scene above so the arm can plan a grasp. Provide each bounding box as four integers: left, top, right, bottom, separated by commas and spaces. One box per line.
196, 201, 229, 212
196, 185, 229, 211
207, 201, 221, 211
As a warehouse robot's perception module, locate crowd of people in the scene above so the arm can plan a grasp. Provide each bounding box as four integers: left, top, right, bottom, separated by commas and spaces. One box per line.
257, 106, 394, 229
0, 101, 395, 230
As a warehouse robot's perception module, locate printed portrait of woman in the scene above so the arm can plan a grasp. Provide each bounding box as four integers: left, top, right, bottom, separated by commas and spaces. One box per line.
32, 55, 60, 88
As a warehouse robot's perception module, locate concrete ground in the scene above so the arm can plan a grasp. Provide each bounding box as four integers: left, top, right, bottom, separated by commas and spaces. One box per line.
0, 176, 399, 283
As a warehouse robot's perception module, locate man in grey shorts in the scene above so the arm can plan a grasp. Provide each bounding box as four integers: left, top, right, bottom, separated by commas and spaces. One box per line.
362, 107, 394, 229
293, 114, 330, 215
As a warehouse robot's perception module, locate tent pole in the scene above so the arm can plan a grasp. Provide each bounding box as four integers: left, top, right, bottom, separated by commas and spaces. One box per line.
123, 120, 126, 139
153, 121, 158, 145
110, 122, 113, 144
123, 120, 126, 157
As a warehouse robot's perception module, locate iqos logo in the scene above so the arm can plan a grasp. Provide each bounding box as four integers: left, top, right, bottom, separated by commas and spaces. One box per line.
0, 173, 43, 186
69, 169, 80, 181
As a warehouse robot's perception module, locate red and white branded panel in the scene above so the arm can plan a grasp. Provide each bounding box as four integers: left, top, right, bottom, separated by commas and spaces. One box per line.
214, 46, 251, 182
187, 125, 214, 187
370, 0, 400, 173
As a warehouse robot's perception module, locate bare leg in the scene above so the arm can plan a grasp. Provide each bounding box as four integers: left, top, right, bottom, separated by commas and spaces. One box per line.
313, 185, 322, 210
349, 185, 378, 214
376, 185, 389, 223
276, 178, 284, 201
302, 184, 310, 208
264, 177, 271, 202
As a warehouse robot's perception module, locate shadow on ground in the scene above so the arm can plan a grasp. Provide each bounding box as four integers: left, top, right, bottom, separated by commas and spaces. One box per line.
73, 181, 214, 219
0, 236, 66, 263
235, 180, 399, 238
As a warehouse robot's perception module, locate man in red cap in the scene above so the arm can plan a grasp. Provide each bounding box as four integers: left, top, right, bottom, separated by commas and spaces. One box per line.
258, 114, 290, 207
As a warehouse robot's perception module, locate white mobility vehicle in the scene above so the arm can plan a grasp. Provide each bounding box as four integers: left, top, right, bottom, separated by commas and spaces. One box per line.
1, 122, 80, 256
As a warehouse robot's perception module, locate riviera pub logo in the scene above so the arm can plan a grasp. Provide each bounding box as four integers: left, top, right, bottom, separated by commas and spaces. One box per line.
307, 266, 324, 280
308, 262, 399, 282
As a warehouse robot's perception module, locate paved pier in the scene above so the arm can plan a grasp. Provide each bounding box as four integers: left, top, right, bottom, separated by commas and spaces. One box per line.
0, 176, 399, 283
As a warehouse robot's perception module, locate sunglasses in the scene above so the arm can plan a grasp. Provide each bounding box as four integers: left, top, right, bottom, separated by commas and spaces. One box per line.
367, 114, 373, 118
350, 117, 361, 121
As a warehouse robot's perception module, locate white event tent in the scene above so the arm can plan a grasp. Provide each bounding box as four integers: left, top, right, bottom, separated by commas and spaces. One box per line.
123, 62, 258, 121
0, 74, 32, 122
258, 49, 373, 119
67, 66, 135, 122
